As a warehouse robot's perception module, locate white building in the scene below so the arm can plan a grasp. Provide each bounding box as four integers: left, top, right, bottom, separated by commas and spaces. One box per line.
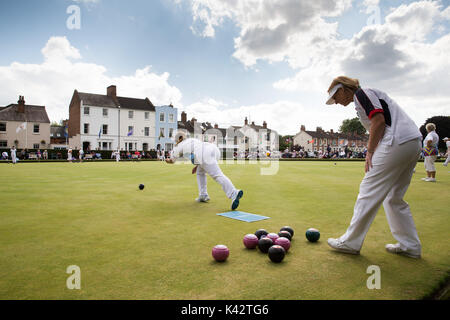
68, 85, 157, 151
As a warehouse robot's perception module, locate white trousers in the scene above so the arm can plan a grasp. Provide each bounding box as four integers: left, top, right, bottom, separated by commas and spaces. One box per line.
339, 138, 422, 255
444, 154, 450, 166
196, 145, 238, 200
424, 155, 437, 172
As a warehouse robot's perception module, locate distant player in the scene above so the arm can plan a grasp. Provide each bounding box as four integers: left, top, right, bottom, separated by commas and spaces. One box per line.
11, 146, 17, 164
165, 134, 244, 210
79, 148, 84, 162
443, 137, 450, 167
68, 149, 73, 163
115, 150, 120, 162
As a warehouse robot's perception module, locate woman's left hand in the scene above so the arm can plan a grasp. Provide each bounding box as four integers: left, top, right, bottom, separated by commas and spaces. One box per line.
365, 151, 374, 173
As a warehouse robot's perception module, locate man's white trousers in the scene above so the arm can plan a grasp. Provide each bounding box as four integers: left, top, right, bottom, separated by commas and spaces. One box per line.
196, 145, 238, 200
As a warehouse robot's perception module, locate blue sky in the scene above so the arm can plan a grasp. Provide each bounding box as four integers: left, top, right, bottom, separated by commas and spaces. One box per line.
0, 0, 449, 135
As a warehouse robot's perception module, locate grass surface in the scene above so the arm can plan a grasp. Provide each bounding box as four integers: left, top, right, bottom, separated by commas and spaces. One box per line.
0, 161, 449, 300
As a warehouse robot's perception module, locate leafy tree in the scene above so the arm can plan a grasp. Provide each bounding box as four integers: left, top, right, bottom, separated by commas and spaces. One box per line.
339, 117, 367, 135
279, 135, 293, 151
419, 116, 450, 151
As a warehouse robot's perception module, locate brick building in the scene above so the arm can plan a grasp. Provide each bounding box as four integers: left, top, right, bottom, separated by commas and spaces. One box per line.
0, 96, 50, 150
293, 125, 368, 153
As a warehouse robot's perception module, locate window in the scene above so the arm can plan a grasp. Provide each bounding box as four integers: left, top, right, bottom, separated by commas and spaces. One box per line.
145, 127, 150, 137
169, 128, 174, 138
159, 113, 165, 122
84, 123, 89, 134
143, 143, 148, 151
50, 133, 54, 137
57, 133, 61, 137
103, 108, 108, 116
159, 128, 165, 138
128, 126, 134, 136
145, 112, 149, 120
102, 142, 108, 150
0, 122, 6, 132
84, 107, 90, 115
128, 111, 134, 119
103, 125, 108, 135
33, 144, 39, 149
0, 140, 7, 147
169, 114, 174, 123
33, 124, 40, 133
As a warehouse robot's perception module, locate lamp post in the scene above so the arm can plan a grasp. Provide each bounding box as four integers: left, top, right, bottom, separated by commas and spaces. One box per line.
118, 105, 121, 150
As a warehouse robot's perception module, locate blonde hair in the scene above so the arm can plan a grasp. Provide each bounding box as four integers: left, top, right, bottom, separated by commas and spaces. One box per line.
426, 123, 436, 132
328, 76, 360, 93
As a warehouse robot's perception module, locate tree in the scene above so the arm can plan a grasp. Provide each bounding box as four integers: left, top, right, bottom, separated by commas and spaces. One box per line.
339, 118, 367, 135
419, 116, 450, 151
279, 135, 293, 151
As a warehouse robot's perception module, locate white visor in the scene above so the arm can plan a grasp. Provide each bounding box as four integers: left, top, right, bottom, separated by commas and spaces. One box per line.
326, 84, 343, 105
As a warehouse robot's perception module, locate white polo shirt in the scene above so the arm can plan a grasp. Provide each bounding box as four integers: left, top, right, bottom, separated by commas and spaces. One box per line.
423, 130, 439, 148
353, 88, 422, 145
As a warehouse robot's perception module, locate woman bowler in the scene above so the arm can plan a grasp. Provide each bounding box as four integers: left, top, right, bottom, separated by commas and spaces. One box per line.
325, 76, 422, 259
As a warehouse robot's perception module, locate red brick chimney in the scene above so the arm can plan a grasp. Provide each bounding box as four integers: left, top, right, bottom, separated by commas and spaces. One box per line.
181, 111, 187, 123
107, 85, 117, 98
301, 125, 306, 132
214, 123, 219, 129
17, 96, 25, 113
245, 117, 248, 126
263, 121, 267, 129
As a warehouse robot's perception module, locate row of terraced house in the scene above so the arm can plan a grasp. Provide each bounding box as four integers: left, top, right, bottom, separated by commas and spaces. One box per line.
1, 85, 368, 154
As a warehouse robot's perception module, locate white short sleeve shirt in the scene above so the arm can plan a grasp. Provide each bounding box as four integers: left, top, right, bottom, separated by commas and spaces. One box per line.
353, 88, 422, 145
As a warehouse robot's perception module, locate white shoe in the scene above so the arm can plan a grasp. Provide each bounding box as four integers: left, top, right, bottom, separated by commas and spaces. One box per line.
196, 195, 210, 202
327, 238, 360, 255
421, 177, 428, 181
425, 178, 436, 182
385, 243, 421, 259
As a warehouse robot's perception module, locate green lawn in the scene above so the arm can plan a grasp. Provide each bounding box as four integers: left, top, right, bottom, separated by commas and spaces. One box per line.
0, 161, 449, 299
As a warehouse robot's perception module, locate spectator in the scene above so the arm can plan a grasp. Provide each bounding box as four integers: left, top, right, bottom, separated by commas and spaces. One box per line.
1, 150, 8, 160
43, 150, 48, 160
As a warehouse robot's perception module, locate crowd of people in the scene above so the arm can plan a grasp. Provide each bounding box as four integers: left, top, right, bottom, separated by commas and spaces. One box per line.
281, 145, 367, 159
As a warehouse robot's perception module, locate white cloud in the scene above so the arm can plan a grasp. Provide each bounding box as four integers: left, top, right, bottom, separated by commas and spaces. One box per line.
182, 97, 356, 135
0, 36, 182, 122
178, 0, 450, 133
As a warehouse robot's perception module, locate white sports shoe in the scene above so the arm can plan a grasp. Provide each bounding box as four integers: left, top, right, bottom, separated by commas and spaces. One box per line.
327, 238, 360, 255
196, 195, 210, 202
421, 177, 428, 181
425, 177, 436, 182
385, 243, 421, 259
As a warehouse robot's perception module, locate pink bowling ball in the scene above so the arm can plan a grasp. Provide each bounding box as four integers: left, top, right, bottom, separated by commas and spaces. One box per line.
243, 234, 259, 249
212, 245, 230, 262
274, 237, 291, 252
266, 233, 279, 242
